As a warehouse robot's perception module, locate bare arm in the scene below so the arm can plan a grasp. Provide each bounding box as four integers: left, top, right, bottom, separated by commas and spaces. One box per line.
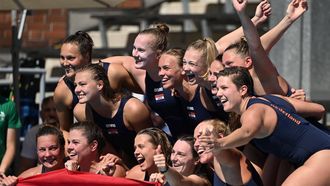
0, 128, 17, 173
213, 108, 263, 150
164, 169, 210, 186
54, 80, 74, 131
102, 56, 146, 93
107, 63, 143, 94
216, 0, 271, 54
261, 0, 308, 54
277, 95, 325, 120
124, 98, 153, 132
16, 157, 37, 176
233, 0, 290, 95
73, 103, 87, 122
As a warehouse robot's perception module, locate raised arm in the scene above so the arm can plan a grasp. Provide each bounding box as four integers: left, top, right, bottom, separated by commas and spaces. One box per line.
261, 0, 308, 53
233, 0, 291, 95
216, 0, 271, 54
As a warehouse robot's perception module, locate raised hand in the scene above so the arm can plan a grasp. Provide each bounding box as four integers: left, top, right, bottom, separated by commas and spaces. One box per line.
232, 0, 248, 13
254, 0, 272, 23
290, 88, 306, 101
153, 145, 168, 173
90, 154, 118, 176
149, 173, 166, 184
286, 0, 308, 22
65, 159, 79, 171
197, 127, 215, 152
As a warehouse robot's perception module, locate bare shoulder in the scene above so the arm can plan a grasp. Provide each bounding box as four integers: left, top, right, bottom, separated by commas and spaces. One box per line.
241, 104, 266, 122
73, 103, 87, 121
124, 98, 146, 113
125, 165, 144, 180
19, 165, 41, 178
187, 174, 211, 186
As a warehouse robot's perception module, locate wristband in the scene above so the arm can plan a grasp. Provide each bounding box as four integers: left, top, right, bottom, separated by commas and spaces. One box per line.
159, 166, 168, 174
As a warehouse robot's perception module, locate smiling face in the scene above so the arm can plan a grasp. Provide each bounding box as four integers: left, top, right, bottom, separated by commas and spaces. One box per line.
216, 75, 243, 113
171, 140, 198, 176
193, 123, 214, 164
158, 53, 183, 89
134, 134, 157, 172
60, 43, 89, 78
132, 34, 159, 70
37, 134, 65, 171
208, 59, 224, 95
183, 48, 208, 85
67, 129, 95, 167
74, 71, 102, 104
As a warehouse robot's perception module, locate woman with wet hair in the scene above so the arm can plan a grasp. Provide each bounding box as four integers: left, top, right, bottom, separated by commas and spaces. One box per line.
102, 23, 188, 142
158, 48, 228, 133
126, 127, 172, 181
151, 135, 211, 186
73, 64, 152, 168
0, 125, 66, 185
194, 119, 263, 186
201, 66, 330, 185
54, 31, 94, 132
66, 121, 126, 177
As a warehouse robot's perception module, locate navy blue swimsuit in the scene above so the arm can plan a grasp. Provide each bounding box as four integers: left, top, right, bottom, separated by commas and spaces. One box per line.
91, 96, 137, 167
262, 95, 330, 135
145, 73, 188, 140
63, 76, 79, 108
247, 96, 330, 167
180, 86, 228, 133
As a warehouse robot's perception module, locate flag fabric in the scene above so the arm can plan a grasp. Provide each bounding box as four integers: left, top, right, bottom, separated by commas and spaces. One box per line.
17, 169, 161, 186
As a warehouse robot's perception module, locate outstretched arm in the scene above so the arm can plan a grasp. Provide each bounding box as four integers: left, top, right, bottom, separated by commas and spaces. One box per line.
199, 107, 263, 150
216, 0, 271, 54
261, 0, 308, 54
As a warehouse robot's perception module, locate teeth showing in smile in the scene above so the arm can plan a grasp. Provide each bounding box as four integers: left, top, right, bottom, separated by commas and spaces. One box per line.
43, 158, 55, 164
136, 157, 145, 164
77, 94, 85, 99
211, 82, 217, 89
197, 149, 205, 155
134, 57, 142, 64
220, 98, 227, 104
162, 78, 169, 83
65, 65, 75, 73
186, 71, 195, 81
